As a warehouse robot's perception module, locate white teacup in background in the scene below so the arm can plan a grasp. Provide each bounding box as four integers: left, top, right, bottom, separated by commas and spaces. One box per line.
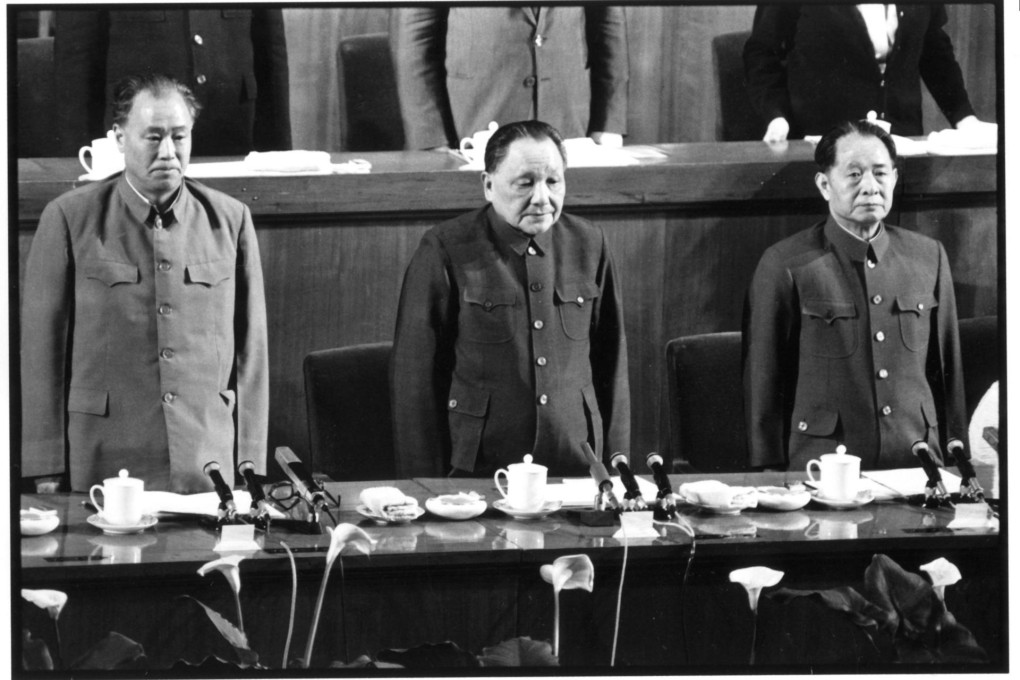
806, 446, 861, 501
89, 469, 145, 525
494, 453, 547, 512
79, 130, 125, 178
459, 121, 499, 163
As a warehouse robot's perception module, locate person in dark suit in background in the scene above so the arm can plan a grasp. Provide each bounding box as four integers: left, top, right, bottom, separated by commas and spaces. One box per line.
390, 6, 629, 150
743, 4, 988, 141
54, 8, 291, 156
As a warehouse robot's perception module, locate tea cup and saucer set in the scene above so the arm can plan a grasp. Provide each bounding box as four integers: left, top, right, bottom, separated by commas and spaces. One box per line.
492, 455, 562, 520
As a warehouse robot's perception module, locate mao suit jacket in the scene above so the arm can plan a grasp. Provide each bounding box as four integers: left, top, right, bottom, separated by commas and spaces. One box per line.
21, 175, 269, 493
743, 218, 969, 471
743, 4, 975, 137
54, 8, 291, 156
390, 206, 630, 477
390, 6, 629, 149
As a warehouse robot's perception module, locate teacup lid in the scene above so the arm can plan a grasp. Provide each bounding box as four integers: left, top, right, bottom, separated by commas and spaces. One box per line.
511, 454, 546, 471
107, 469, 142, 485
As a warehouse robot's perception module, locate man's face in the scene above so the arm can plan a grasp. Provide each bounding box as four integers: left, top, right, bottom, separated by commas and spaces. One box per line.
483, 136, 565, 236
815, 132, 898, 234
114, 89, 193, 204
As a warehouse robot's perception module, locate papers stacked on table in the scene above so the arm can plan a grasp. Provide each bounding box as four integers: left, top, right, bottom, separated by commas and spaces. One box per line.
456, 138, 657, 171
186, 150, 371, 178
143, 490, 286, 518
857, 468, 962, 500
546, 475, 659, 508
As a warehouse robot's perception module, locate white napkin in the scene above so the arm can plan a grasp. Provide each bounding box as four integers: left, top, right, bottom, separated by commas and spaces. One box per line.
926, 125, 997, 155
359, 486, 419, 517
678, 480, 758, 509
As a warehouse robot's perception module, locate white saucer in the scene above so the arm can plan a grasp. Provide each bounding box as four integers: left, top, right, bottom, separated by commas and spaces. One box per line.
755, 486, 813, 512
492, 499, 562, 520
20, 510, 60, 536
811, 489, 875, 509
87, 513, 158, 535
425, 493, 487, 520
356, 504, 425, 525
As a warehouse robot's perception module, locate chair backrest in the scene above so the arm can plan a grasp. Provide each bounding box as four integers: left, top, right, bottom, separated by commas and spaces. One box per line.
665, 332, 748, 472
303, 342, 396, 481
711, 30, 761, 142
958, 315, 999, 421
17, 37, 60, 157
336, 32, 405, 151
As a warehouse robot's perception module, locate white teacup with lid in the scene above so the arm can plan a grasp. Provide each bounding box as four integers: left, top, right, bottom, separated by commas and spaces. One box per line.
79, 130, 125, 178
494, 454, 547, 512
459, 121, 499, 163
806, 445, 861, 501
89, 469, 145, 525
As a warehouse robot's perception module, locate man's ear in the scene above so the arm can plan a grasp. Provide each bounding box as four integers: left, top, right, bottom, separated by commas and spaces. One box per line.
814, 171, 831, 201
112, 124, 125, 153
481, 172, 493, 202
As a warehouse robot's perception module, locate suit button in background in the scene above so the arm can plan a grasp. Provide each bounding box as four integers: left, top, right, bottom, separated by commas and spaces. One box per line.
158, 304, 173, 315
163, 392, 176, 404
160, 348, 174, 360
538, 394, 548, 405
875, 331, 885, 342
527, 246, 537, 256
196, 74, 207, 85
524, 76, 536, 87
194, 34, 203, 45
158, 260, 172, 272
867, 260, 877, 269
536, 356, 547, 366
154, 215, 163, 230
877, 368, 889, 379
881, 405, 892, 416
533, 320, 543, 330
530, 282, 543, 292
448, 399, 458, 409
483, 301, 493, 310
797, 421, 808, 431
917, 302, 925, 311
872, 294, 882, 305
576, 296, 584, 304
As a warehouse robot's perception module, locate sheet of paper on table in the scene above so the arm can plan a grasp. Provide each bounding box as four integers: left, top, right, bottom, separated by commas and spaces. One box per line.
547, 476, 660, 508
456, 138, 659, 170
143, 490, 287, 518
859, 468, 962, 500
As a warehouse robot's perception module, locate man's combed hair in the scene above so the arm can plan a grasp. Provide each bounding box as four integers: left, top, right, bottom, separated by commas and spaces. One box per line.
815, 119, 898, 171
111, 73, 202, 127
484, 120, 567, 173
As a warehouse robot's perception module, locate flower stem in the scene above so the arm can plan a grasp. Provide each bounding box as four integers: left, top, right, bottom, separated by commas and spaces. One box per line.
552, 591, 561, 658
280, 541, 297, 669
53, 619, 63, 669
233, 592, 245, 634
749, 609, 758, 665
303, 561, 334, 668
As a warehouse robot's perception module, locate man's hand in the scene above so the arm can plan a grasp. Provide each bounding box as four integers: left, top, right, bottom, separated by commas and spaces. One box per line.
763, 117, 790, 143
590, 132, 623, 148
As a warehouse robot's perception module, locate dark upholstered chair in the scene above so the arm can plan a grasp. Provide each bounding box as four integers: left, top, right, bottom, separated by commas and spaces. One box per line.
665, 332, 747, 472
712, 30, 761, 142
958, 315, 999, 421
336, 33, 405, 151
17, 37, 60, 157
304, 342, 396, 481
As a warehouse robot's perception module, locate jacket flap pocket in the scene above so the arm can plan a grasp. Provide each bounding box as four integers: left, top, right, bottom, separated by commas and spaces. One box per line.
68, 387, 109, 416
186, 259, 234, 287
801, 299, 856, 324
793, 407, 838, 436
555, 281, 601, 306
463, 286, 516, 309
83, 259, 139, 287
447, 383, 489, 418
894, 294, 939, 315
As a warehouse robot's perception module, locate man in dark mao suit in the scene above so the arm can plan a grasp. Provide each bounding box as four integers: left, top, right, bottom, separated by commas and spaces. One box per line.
21, 74, 269, 493
54, 8, 290, 155
743, 120, 980, 497
743, 4, 984, 141
391, 120, 630, 477
390, 6, 629, 150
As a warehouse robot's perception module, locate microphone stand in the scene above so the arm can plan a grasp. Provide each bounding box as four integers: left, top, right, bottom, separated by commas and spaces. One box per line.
948, 439, 986, 503
581, 442, 621, 514
610, 453, 647, 511
203, 461, 239, 527
645, 452, 678, 521
237, 460, 272, 532
274, 447, 339, 529
912, 441, 952, 509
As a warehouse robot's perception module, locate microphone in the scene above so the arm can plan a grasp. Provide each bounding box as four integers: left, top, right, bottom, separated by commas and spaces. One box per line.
610, 453, 647, 510
912, 441, 950, 508
580, 441, 621, 512
203, 461, 237, 521
238, 460, 271, 522
947, 439, 985, 502
645, 452, 678, 521
274, 447, 337, 525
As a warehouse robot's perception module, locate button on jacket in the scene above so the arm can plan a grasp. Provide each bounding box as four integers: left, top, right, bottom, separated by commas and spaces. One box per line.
743, 217, 969, 470
21, 175, 269, 493
391, 206, 630, 477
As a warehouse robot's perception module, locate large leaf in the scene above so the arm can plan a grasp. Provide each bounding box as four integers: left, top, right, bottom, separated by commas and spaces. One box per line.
768, 586, 891, 631
177, 595, 259, 668
477, 636, 559, 667
375, 641, 480, 668
21, 629, 54, 671
893, 609, 988, 664
327, 654, 400, 669
863, 554, 936, 639
70, 631, 146, 670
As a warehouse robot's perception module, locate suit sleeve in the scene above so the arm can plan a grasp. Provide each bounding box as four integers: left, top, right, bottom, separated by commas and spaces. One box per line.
743, 4, 800, 125
389, 7, 457, 149
390, 235, 456, 477
234, 206, 270, 474
929, 241, 970, 460
21, 202, 74, 479
743, 247, 798, 469
250, 9, 292, 150
584, 6, 630, 135
590, 233, 630, 462
918, 5, 975, 126
54, 10, 108, 156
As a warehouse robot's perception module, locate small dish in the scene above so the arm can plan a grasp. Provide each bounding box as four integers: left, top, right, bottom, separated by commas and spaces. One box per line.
356, 504, 425, 525
676, 481, 757, 515
87, 513, 158, 535
492, 499, 562, 520
20, 509, 60, 536
425, 492, 487, 520
811, 489, 875, 509
755, 486, 812, 511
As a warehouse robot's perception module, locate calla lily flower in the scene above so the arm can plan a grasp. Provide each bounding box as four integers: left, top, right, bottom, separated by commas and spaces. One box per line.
920, 557, 962, 601
198, 554, 246, 597
21, 589, 68, 620
729, 566, 784, 612
325, 523, 376, 570
540, 554, 595, 659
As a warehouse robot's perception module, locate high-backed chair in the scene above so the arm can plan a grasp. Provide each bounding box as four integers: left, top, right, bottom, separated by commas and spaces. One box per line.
303, 342, 396, 481
17, 37, 60, 157
336, 33, 405, 151
958, 315, 999, 420
712, 30, 761, 142
665, 332, 748, 472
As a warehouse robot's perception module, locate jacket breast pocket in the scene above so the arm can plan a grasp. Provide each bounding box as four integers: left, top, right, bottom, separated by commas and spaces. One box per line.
556, 282, 600, 340
185, 259, 234, 287
800, 298, 858, 358
83, 259, 139, 287
461, 287, 516, 344
447, 382, 490, 471
68, 387, 109, 417
895, 294, 937, 352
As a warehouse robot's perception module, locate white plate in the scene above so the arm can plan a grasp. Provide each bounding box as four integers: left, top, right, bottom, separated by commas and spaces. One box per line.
87, 513, 158, 535
811, 489, 875, 509
677, 497, 745, 515
356, 504, 425, 525
424, 493, 487, 520
755, 486, 813, 512
20, 510, 60, 536
492, 499, 562, 520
